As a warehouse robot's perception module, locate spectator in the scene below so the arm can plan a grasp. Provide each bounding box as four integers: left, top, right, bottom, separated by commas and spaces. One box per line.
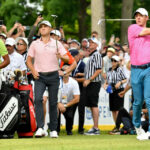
69, 39, 80, 51
91, 31, 102, 51
84, 37, 102, 135
3, 38, 26, 75
102, 47, 115, 80
50, 30, 61, 40
104, 55, 127, 123
81, 38, 89, 51
26, 20, 69, 138
57, 65, 80, 135
16, 37, 29, 62
70, 49, 86, 134
0, 33, 7, 43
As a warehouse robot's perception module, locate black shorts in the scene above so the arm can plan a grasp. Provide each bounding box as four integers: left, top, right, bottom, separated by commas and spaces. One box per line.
85, 82, 101, 107
109, 88, 124, 111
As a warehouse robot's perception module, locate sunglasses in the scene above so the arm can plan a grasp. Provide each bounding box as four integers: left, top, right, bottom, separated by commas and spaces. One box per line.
17, 43, 24, 46
111, 59, 117, 62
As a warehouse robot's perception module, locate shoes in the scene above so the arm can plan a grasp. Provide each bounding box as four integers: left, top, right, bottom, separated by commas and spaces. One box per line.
35, 128, 45, 138
67, 131, 73, 135
84, 128, 100, 135
78, 130, 84, 135
109, 127, 120, 135
43, 130, 48, 137
135, 126, 148, 140
50, 131, 58, 138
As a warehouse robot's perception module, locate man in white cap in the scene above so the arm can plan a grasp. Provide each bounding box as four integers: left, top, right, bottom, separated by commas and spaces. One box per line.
3, 38, 26, 75
50, 30, 61, 40
128, 8, 150, 140
84, 37, 102, 135
26, 20, 69, 138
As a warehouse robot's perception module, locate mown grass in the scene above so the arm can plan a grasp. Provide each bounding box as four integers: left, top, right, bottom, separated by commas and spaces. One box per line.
0, 131, 150, 150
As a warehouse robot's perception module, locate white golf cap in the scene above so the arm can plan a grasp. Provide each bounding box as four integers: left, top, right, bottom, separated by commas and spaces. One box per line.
0, 33, 7, 39
107, 47, 116, 54
134, 8, 148, 16
16, 37, 29, 46
38, 20, 52, 28
88, 37, 99, 45
50, 30, 61, 37
111, 55, 120, 62
5, 38, 16, 46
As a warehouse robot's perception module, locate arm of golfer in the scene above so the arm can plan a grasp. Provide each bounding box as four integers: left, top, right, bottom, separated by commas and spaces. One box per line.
139, 27, 150, 36
26, 55, 39, 79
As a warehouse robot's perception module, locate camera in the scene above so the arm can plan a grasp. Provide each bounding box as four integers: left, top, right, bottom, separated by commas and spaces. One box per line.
23, 26, 30, 30
0, 20, 3, 27
37, 12, 42, 17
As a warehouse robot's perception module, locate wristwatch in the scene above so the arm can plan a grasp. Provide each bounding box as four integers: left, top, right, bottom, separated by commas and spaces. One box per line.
63, 71, 67, 75
89, 78, 93, 82
64, 104, 67, 108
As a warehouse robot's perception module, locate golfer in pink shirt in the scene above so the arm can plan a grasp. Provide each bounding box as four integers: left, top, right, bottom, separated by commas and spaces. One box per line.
27, 20, 69, 138
128, 8, 150, 140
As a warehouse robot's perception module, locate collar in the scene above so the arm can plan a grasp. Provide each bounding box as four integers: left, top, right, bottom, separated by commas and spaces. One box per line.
22, 50, 27, 55
109, 65, 119, 71
89, 50, 97, 56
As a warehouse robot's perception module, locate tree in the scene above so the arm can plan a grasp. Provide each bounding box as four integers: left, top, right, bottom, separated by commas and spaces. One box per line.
42, 0, 90, 41
0, 0, 41, 30
121, 0, 134, 44
91, 0, 105, 39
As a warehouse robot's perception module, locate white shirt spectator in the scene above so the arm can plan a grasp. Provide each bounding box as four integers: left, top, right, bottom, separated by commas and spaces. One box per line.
2, 51, 27, 72
61, 77, 80, 103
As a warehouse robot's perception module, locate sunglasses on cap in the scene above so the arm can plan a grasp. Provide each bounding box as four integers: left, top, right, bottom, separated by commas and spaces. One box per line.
111, 59, 117, 62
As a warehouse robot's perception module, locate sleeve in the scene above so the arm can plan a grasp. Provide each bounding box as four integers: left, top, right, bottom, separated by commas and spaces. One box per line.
118, 67, 127, 80
58, 41, 67, 56
93, 53, 102, 70
0, 40, 8, 56
67, 50, 75, 65
72, 80, 80, 95
20, 56, 27, 71
128, 24, 143, 39
27, 41, 35, 58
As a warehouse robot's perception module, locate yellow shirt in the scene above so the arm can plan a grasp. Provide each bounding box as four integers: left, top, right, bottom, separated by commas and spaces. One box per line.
0, 39, 8, 64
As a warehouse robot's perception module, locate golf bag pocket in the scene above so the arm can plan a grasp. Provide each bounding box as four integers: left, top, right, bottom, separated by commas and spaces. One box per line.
0, 93, 20, 138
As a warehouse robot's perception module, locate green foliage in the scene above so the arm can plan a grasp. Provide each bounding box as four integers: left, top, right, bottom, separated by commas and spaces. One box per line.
0, 0, 150, 41
105, 0, 122, 40
0, 0, 40, 30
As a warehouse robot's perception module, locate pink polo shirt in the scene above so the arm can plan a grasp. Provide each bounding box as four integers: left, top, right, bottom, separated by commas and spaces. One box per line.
28, 38, 67, 72
128, 24, 150, 65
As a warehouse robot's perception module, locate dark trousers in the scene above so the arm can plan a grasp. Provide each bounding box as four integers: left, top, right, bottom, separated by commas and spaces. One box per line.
34, 71, 59, 131
78, 86, 86, 132
116, 108, 134, 130
57, 104, 77, 133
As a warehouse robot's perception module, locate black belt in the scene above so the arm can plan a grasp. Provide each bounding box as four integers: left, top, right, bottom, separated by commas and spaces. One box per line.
39, 71, 58, 76
131, 63, 150, 69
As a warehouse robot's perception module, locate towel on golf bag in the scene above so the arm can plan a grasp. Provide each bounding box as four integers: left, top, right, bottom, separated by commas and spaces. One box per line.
14, 81, 37, 138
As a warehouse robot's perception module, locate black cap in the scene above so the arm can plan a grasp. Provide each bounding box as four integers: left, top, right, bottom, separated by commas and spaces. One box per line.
70, 49, 79, 57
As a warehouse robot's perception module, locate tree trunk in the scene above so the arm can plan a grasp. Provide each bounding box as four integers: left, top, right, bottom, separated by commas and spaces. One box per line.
91, 0, 105, 39
78, 0, 89, 41
121, 0, 134, 44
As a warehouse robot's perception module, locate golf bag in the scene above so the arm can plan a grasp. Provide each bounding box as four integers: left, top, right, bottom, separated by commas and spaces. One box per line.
0, 82, 20, 139
14, 81, 37, 138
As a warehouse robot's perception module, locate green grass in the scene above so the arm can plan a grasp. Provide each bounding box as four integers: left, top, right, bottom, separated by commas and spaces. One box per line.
0, 131, 150, 150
